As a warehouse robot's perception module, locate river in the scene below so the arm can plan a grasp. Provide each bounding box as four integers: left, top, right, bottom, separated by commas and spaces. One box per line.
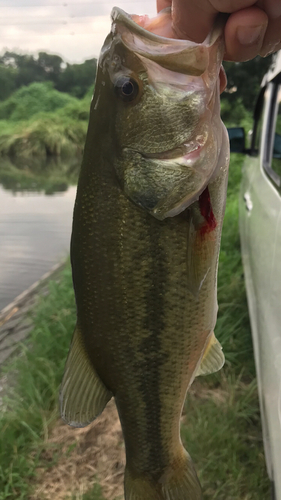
0, 160, 77, 312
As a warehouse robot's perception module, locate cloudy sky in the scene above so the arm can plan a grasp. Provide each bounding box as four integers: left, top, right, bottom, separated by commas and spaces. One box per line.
0, 0, 157, 63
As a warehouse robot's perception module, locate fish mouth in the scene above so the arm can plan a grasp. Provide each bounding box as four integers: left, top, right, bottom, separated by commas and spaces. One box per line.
111, 7, 224, 46
111, 7, 186, 45
110, 7, 225, 77
141, 137, 206, 164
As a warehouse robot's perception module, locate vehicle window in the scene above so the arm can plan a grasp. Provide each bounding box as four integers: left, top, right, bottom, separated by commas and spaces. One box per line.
251, 86, 268, 155
271, 86, 281, 178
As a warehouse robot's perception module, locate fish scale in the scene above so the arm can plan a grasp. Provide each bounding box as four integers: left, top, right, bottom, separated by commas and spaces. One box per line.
60, 7, 229, 500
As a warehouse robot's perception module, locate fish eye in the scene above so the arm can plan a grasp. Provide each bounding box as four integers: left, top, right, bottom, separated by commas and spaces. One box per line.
115, 76, 139, 103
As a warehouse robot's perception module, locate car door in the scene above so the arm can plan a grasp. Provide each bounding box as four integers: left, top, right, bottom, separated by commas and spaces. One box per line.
240, 80, 281, 498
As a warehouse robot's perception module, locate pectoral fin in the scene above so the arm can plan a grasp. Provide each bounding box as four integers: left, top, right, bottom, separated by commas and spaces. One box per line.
60, 326, 112, 427
196, 331, 225, 376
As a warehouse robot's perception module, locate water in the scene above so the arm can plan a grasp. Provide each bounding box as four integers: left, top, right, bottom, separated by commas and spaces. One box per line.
0, 184, 77, 311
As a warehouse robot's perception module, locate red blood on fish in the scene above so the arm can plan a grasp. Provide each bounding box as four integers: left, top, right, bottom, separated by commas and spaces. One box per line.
199, 187, 217, 235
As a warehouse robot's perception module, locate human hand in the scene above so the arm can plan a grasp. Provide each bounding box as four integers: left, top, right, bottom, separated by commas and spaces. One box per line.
157, 0, 281, 61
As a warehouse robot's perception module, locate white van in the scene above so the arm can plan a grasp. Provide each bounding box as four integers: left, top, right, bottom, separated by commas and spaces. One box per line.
229, 51, 281, 500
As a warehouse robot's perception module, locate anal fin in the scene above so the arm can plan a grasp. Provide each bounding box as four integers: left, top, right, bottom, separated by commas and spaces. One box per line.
60, 325, 112, 427
196, 331, 225, 377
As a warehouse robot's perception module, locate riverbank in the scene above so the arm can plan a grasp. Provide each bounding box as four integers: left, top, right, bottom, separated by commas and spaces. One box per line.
0, 154, 271, 500
0, 82, 90, 159
0, 261, 66, 367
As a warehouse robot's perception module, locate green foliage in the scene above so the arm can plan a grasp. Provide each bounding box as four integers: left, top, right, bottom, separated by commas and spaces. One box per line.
56, 95, 91, 122
0, 51, 97, 101
0, 82, 78, 121
182, 376, 269, 499
0, 65, 17, 102
221, 97, 253, 133
215, 154, 254, 372
0, 80, 91, 158
0, 265, 76, 499
0, 112, 88, 158
75, 484, 105, 500
223, 55, 272, 111
37, 52, 63, 86
0, 51, 47, 92
56, 59, 97, 98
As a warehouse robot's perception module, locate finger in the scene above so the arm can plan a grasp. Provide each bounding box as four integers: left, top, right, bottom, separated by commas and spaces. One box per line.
259, 16, 281, 57
171, 1, 216, 42
224, 7, 268, 61
157, 0, 171, 13
171, 0, 258, 42
256, 0, 281, 19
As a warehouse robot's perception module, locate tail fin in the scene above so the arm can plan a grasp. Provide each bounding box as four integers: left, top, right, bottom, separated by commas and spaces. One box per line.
124, 450, 202, 500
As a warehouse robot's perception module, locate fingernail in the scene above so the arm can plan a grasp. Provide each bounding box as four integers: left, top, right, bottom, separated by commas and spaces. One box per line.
237, 25, 264, 45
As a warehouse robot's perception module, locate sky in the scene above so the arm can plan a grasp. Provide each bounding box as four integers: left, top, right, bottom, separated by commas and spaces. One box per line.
0, 0, 157, 63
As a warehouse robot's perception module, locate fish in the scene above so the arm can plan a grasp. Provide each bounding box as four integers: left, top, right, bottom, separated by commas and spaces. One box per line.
60, 7, 230, 500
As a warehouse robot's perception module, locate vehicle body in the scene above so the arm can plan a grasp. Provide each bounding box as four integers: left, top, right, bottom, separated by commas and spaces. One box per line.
230, 51, 281, 500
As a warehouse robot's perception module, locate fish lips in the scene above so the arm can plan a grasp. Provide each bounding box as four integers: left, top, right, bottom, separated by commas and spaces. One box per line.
110, 7, 225, 78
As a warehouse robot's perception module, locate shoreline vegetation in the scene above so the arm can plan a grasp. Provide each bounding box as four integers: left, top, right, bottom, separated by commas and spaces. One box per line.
0, 154, 271, 500
0, 50, 271, 163
0, 50, 96, 161
0, 82, 91, 160
0, 82, 253, 161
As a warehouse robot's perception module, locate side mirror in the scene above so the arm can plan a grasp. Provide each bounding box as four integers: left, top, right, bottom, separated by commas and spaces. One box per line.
227, 127, 246, 153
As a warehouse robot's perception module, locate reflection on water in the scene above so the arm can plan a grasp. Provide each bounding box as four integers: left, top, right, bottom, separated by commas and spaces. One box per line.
0, 157, 79, 311
0, 156, 80, 194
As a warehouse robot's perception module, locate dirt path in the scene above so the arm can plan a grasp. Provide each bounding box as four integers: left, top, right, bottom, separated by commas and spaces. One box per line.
31, 400, 125, 500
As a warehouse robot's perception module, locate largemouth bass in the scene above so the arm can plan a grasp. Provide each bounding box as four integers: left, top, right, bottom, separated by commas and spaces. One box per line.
60, 7, 229, 500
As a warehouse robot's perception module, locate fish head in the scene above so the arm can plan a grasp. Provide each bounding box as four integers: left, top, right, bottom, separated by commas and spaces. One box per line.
96, 8, 227, 220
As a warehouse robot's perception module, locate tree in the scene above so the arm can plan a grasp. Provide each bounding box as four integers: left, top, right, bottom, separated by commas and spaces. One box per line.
0, 65, 17, 101
0, 51, 97, 101
223, 55, 272, 111
0, 51, 46, 88
56, 58, 97, 98
37, 52, 63, 86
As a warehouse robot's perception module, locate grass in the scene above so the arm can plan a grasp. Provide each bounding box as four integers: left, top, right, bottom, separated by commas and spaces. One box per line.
71, 485, 105, 500
182, 375, 269, 499
0, 266, 76, 499
0, 83, 91, 158
0, 154, 270, 499
216, 154, 254, 372
0, 113, 88, 158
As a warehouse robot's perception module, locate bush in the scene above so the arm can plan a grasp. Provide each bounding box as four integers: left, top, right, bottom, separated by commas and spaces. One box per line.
0, 113, 87, 158
0, 82, 78, 121
221, 97, 253, 133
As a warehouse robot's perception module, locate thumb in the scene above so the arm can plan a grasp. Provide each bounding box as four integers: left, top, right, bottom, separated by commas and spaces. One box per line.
171, 0, 217, 42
